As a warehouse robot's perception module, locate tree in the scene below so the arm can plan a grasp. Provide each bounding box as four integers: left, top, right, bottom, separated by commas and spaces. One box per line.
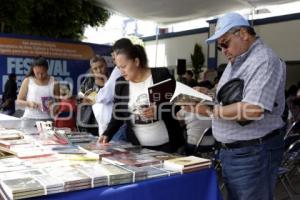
190, 43, 205, 81
0, 0, 110, 40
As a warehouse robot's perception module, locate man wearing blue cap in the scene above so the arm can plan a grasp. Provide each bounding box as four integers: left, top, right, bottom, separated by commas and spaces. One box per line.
184, 13, 286, 199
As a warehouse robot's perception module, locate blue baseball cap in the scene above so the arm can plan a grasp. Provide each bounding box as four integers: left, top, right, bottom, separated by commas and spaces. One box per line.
206, 13, 250, 44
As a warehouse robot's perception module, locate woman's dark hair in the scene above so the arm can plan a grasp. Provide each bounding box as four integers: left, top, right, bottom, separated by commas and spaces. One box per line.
116, 44, 148, 68
8, 73, 16, 80
112, 38, 133, 52
26, 57, 49, 77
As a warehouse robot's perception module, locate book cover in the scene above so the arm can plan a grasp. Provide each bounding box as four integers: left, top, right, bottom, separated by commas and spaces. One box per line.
163, 156, 211, 170
148, 78, 175, 105
41, 96, 54, 112
148, 79, 213, 105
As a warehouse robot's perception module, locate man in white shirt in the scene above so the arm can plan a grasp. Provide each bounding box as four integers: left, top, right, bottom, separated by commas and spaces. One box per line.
92, 38, 133, 140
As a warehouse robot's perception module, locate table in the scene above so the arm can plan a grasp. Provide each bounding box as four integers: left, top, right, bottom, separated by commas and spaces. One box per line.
32, 168, 222, 200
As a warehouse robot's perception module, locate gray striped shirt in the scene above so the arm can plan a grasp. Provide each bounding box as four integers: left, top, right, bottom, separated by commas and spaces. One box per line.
213, 38, 286, 143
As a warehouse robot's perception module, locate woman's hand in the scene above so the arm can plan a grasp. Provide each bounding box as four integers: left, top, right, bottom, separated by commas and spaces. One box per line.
98, 135, 109, 144
142, 104, 156, 120
27, 101, 40, 110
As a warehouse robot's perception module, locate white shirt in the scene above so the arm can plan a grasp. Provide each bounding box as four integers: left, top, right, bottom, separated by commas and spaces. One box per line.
128, 74, 169, 146
92, 67, 122, 135
177, 109, 211, 145
23, 77, 55, 119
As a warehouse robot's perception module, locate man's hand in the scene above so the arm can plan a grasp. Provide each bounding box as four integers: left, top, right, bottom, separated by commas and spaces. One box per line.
181, 102, 211, 117
98, 135, 109, 144
193, 86, 210, 95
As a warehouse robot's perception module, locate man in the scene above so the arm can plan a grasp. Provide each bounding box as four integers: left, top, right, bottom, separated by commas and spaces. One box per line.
1, 73, 17, 115
184, 70, 197, 87
184, 13, 286, 199
92, 38, 133, 140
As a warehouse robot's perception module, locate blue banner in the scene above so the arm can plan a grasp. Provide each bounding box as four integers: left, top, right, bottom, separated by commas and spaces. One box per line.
0, 33, 112, 95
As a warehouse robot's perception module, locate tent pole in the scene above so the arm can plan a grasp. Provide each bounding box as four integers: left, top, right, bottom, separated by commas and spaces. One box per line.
154, 25, 159, 67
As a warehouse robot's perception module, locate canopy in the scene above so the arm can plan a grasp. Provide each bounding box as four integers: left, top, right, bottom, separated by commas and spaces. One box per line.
95, 0, 297, 24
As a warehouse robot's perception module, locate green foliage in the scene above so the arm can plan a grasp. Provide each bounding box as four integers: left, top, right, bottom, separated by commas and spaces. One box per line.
190, 43, 205, 81
0, 0, 110, 40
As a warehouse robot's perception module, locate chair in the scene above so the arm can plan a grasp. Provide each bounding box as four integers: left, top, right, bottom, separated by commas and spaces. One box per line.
193, 127, 217, 157
192, 127, 225, 191
278, 136, 300, 199
284, 120, 300, 140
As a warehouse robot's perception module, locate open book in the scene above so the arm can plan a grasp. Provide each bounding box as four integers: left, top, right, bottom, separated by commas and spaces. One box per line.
78, 89, 97, 104
148, 78, 213, 105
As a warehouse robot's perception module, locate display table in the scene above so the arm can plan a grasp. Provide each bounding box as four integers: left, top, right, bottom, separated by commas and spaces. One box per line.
32, 168, 222, 200
0, 113, 19, 121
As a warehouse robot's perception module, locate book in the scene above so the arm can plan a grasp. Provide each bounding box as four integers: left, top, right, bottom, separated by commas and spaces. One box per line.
78, 89, 97, 104
163, 156, 211, 170
0, 146, 16, 159
148, 78, 213, 105
41, 96, 54, 112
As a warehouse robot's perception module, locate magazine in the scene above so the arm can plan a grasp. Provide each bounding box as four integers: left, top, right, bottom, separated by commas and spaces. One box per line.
148, 78, 213, 105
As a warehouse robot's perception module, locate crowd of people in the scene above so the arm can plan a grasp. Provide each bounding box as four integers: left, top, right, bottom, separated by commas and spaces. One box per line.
1, 12, 299, 200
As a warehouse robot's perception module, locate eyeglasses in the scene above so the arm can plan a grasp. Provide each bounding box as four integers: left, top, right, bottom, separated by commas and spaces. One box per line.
216, 29, 240, 51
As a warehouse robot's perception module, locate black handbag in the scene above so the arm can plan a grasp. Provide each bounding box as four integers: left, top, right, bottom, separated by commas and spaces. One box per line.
217, 78, 244, 106
217, 78, 251, 126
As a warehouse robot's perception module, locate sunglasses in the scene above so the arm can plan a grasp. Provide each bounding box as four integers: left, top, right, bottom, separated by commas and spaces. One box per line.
216, 29, 240, 51
217, 41, 230, 51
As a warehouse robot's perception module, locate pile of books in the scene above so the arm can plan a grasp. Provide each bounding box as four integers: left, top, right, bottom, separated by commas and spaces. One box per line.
0, 126, 213, 200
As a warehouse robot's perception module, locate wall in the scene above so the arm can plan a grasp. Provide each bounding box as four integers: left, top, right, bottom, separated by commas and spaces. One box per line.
144, 33, 208, 68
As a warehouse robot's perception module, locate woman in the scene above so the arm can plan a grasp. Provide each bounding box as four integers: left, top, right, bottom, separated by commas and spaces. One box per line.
17, 57, 59, 120
99, 45, 184, 153
78, 55, 107, 135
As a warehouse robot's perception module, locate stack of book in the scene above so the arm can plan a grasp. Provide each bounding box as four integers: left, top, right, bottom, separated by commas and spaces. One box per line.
97, 164, 133, 186
72, 163, 108, 188
102, 152, 162, 167
117, 165, 148, 182
34, 174, 64, 195
65, 132, 96, 144
163, 156, 211, 173
0, 138, 32, 149
41, 165, 92, 192
0, 129, 24, 140
0, 177, 45, 200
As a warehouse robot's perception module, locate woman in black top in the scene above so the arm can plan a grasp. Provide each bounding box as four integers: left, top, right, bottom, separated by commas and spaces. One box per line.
98, 45, 184, 153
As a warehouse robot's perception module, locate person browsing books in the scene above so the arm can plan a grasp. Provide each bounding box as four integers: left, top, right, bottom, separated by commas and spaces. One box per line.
17, 57, 59, 120
183, 13, 286, 200
92, 38, 133, 140
98, 44, 184, 153
78, 55, 107, 135
1, 73, 17, 115
54, 82, 77, 131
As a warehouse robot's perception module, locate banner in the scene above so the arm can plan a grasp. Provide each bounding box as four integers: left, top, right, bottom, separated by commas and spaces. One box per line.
0, 34, 113, 95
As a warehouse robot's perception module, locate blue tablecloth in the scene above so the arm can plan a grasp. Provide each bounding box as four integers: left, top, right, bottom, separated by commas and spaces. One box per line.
32, 168, 222, 200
